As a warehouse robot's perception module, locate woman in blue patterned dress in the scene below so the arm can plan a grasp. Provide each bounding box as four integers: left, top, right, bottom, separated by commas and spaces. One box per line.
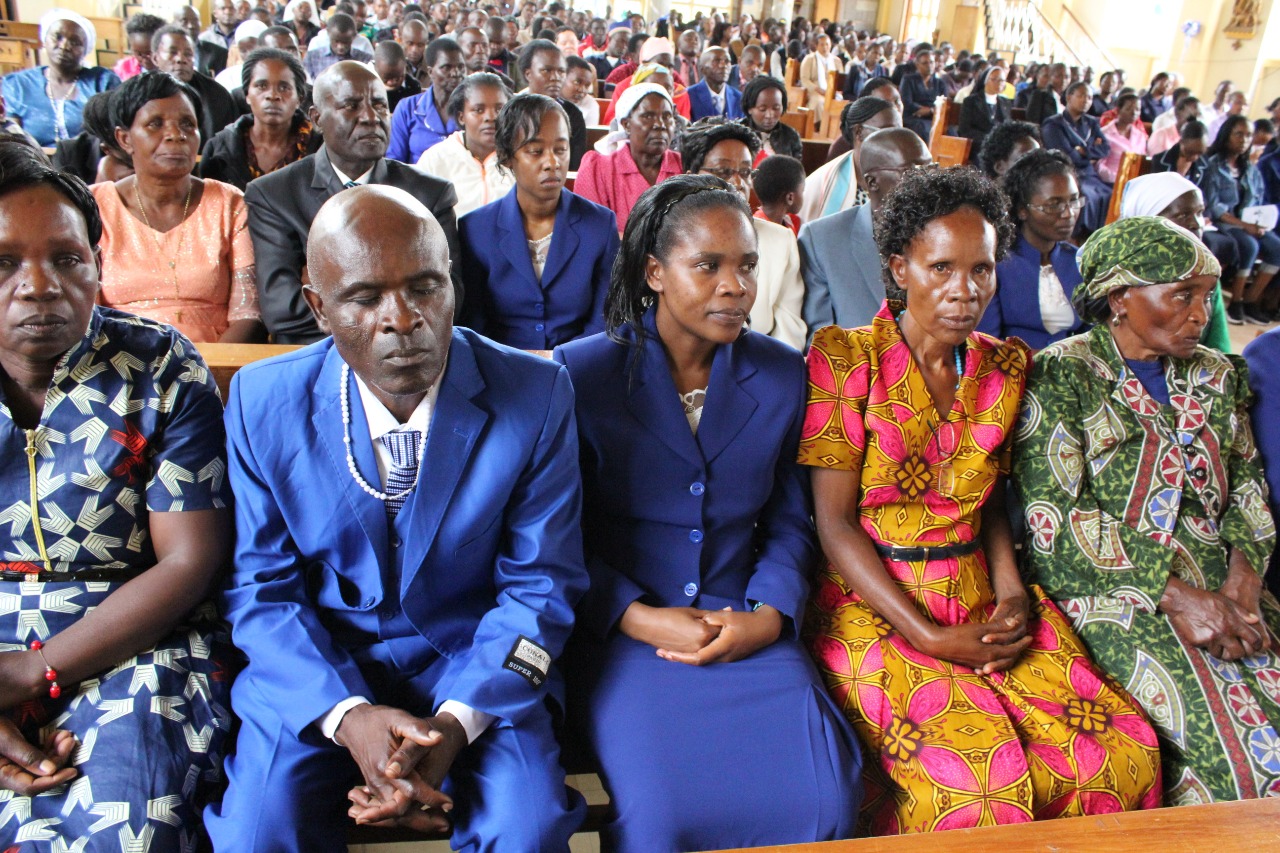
0, 140, 233, 849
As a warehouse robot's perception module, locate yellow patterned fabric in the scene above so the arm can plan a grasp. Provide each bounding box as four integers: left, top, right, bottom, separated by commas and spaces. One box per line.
799, 305, 1163, 834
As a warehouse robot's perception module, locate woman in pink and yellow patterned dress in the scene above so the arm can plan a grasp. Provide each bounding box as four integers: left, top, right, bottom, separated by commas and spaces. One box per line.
800, 165, 1162, 835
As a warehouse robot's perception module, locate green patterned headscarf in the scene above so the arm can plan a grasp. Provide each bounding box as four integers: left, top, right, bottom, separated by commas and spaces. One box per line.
1072, 215, 1221, 323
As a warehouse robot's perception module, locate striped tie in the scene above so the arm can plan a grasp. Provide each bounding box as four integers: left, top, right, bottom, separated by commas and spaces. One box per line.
343, 180, 359, 189
379, 430, 421, 519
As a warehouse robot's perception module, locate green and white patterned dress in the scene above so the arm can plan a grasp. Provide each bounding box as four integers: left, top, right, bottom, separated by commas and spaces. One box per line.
1013, 326, 1280, 805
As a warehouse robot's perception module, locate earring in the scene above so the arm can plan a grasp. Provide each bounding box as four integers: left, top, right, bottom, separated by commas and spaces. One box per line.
1112, 314, 1124, 326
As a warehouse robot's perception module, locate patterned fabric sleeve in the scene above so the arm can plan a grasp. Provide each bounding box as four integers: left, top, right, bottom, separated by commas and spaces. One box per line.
226, 189, 261, 324
993, 338, 1031, 476
144, 335, 231, 512
797, 325, 870, 471
1012, 347, 1174, 608
1218, 354, 1277, 575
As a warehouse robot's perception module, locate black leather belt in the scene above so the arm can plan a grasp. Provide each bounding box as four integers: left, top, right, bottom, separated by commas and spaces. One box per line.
873, 539, 982, 563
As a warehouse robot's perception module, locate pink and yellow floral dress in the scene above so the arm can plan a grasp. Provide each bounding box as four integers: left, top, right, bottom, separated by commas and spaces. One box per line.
799, 305, 1162, 835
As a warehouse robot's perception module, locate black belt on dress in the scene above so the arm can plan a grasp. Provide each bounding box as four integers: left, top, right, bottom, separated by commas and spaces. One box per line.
873, 539, 982, 562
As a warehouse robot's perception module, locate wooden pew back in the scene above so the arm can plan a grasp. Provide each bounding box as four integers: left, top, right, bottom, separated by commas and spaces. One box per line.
1105, 151, 1151, 225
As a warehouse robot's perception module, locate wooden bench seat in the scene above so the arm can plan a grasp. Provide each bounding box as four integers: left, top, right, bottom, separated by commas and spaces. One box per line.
704, 797, 1280, 853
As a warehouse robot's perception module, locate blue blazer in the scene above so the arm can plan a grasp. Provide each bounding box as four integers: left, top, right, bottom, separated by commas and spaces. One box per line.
221, 330, 588, 736
1243, 327, 1280, 597
978, 233, 1087, 349
686, 80, 745, 120
459, 187, 619, 349
1041, 112, 1109, 177
554, 314, 814, 641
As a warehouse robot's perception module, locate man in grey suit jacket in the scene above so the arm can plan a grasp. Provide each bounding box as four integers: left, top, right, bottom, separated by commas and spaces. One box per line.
245, 61, 460, 344
800, 127, 933, 342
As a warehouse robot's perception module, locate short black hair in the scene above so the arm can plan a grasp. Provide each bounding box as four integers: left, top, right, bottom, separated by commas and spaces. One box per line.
1255, 118, 1275, 135
1065, 81, 1090, 98
859, 76, 896, 99
565, 54, 592, 74
741, 74, 787, 112
1180, 119, 1208, 142
125, 13, 166, 39
0, 138, 102, 247
978, 119, 1040, 178
424, 35, 461, 68
327, 12, 357, 34
605, 174, 751, 345
494, 91, 568, 169
1000, 148, 1075, 220
242, 47, 308, 94
752, 154, 805, 205
678, 117, 761, 174
111, 71, 202, 133
1115, 91, 1139, 112
518, 38, 560, 74
151, 23, 191, 52
874, 166, 1014, 293
627, 32, 648, 55
445, 71, 509, 122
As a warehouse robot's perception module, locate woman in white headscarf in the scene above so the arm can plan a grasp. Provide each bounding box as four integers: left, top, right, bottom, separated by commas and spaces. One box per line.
0, 9, 120, 145
1121, 171, 1234, 350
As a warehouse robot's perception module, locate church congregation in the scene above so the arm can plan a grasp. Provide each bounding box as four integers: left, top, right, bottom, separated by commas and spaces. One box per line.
2, 0, 1280, 851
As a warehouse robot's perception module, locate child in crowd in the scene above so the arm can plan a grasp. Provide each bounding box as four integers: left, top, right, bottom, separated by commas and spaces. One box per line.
1251, 118, 1274, 165
752, 153, 806, 236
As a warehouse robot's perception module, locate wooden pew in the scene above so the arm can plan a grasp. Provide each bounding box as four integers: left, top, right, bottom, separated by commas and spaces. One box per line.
196, 343, 303, 398
818, 100, 846, 142
823, 69, 845, 122
703, 797, 1280, 853
585, 124, 608, 149
0, 21, 40, 72
787, 85, 808, 110
595, 96, 611, 118
785, 57, 799, 87
781, 108, 815, 140
1105, 151, 1150, 225
800, 138, 831, 175
932, 135, 972, 168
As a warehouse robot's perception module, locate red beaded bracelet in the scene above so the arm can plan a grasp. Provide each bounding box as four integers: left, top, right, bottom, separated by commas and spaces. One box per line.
29, 640, 61, 699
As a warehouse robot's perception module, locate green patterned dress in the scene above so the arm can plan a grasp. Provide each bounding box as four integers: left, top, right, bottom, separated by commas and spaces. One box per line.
1013, 326, 1280, 805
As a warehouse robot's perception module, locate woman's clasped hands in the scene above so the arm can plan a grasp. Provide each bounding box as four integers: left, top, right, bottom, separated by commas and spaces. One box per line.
619, 601, 783, 666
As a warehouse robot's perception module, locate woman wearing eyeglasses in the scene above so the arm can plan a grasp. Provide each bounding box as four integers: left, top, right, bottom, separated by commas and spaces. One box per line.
802, 166, 1160, 834
679, 118, 806, 350
976, 150, 1089, 349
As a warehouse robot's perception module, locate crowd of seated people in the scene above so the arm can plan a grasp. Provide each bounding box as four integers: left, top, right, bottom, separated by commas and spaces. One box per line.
2, 3, 1280, 851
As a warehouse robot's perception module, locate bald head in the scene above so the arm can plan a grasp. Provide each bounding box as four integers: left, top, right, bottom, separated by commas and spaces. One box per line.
305, 186, 454, 416
859, 127, 932, 210
700, 46, 730, 86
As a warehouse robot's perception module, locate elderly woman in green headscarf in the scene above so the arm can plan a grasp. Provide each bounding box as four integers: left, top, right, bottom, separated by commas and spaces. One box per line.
1013, 215, 1280, 806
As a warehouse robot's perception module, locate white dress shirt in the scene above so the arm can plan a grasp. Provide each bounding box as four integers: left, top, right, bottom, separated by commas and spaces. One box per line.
318, 368, 497, 746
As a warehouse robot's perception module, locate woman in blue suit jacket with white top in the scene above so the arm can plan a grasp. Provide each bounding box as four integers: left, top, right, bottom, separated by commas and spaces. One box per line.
554, 175, 863, 853
459, 94, 619, 349
977, 149, 1088, 348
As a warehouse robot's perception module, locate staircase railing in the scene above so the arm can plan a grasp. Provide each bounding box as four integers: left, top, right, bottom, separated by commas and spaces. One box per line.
981, 0, 1116, 71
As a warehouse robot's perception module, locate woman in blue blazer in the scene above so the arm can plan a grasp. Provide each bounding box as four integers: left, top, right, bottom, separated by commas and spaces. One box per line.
977, 149, 1088, 348
459, 93, 619, 349
554, 175, 863, 853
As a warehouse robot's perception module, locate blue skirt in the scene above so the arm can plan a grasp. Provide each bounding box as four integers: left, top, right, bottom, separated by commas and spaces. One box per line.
0, 581, 234, 851
571, 629, 864, 853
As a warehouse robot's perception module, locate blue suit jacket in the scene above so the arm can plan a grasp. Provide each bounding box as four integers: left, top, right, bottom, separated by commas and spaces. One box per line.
458, 187, 619, 349
1243, 327, 1280, 597
221, 330, 588, 735
977, 234, 1087, 349
686, 80, 745, 120
554, 315, 814, 641
798, 203, 885, 343
1041, 112, 1109, 177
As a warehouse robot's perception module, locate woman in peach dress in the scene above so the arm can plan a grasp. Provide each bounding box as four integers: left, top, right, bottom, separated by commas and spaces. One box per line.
92, 72, 263, 343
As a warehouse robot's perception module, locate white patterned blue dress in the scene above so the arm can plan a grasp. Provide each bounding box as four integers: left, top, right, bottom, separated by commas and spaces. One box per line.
0, 307, 234, 851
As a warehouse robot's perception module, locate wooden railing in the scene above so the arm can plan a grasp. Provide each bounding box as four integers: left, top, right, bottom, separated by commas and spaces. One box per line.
981, 0, 1115, 71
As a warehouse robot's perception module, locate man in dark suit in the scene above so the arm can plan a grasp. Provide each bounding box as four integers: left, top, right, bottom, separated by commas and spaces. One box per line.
245, 61, 460, 344
174, 5, 228, 76
152, 26, 239, 142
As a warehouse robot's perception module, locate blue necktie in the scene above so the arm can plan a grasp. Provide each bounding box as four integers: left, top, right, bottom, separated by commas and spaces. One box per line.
379, 430, 420, 519
344, 180, 359, 189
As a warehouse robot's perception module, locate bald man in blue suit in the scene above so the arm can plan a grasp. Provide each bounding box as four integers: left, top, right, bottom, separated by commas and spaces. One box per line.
206, 186, 588, 851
